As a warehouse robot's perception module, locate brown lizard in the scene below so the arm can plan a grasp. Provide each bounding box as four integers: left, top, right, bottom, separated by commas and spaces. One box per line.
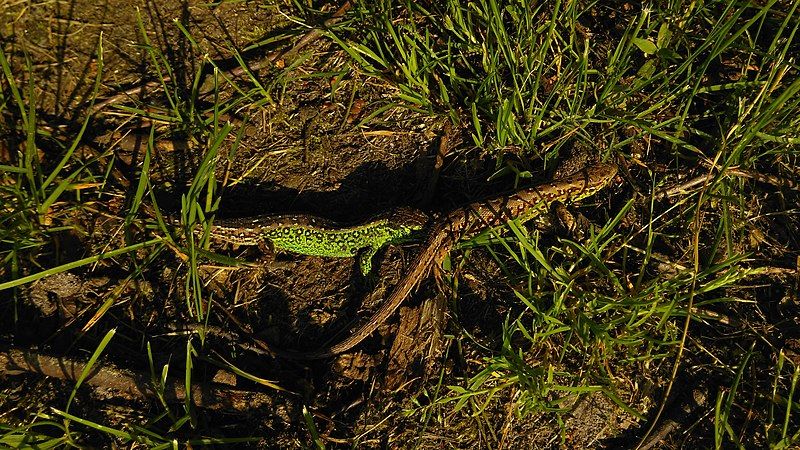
290, 162, 619, 359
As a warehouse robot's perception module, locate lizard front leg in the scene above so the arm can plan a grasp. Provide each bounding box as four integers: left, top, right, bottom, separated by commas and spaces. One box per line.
357, 246, 378, 276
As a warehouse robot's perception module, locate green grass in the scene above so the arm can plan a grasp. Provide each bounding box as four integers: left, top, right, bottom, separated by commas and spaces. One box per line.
1, 0, 799, 447
320, 0, 800, 446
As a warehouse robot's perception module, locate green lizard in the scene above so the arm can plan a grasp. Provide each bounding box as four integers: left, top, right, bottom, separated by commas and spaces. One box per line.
183, 163, 617, 359
198, 206, 429, 276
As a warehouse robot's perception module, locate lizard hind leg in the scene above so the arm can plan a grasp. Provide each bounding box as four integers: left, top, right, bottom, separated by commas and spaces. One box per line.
432, 258, 452, 298
256, 239, 277, 264
553, 201, 592, 240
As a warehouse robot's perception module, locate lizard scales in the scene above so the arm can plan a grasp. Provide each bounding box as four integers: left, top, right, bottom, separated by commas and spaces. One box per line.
202, 206, 429, 275
298, 162, 619, 358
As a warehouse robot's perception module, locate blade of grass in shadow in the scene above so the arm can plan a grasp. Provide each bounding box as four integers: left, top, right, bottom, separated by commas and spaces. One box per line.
52, 409, 131, 441
0, 237, 165, 291
714, 342, 753, 449
80, 244, 167, 333
182, 339, 197, 430
768, 352, 800, 448
303, 405, 325, 450
135, 7, 180, 117
146, 342, 178, 424
0, 420, 70, 449
204, 351, 288, 393
39, 34, 104, 199
65, 328, 117, 413
122, 125, 154, 238
180, 123, 232, 319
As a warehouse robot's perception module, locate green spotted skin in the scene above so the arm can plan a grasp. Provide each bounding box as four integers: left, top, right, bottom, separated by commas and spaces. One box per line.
204, 207, 429, 275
